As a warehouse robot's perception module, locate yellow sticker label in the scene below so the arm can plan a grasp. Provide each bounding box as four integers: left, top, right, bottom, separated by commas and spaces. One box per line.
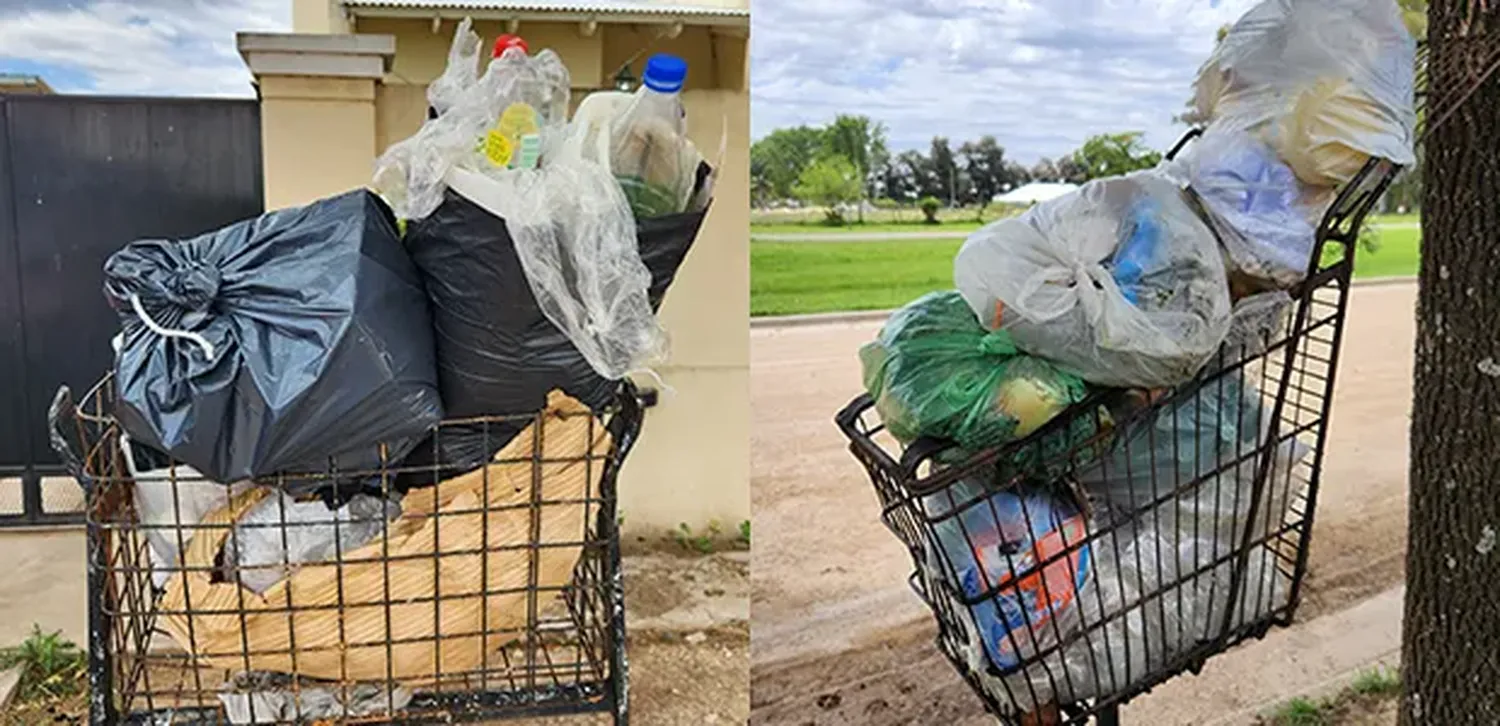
497, 102, 540, 139
483, 129, 514, 167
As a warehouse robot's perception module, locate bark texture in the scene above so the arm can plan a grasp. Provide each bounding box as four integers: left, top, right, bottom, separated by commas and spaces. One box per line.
1400, 2, 1500, 724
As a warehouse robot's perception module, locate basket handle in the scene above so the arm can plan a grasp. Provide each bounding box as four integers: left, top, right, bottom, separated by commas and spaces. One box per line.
46, 385, 93, 492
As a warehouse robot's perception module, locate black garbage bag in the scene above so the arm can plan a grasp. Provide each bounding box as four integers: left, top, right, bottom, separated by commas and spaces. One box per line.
395, 187, 708, 486
104, 190, 444, 490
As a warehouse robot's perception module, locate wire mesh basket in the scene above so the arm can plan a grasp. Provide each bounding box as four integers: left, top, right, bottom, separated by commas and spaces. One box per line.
48, 374, 643, 725
835, 131, 1400, 724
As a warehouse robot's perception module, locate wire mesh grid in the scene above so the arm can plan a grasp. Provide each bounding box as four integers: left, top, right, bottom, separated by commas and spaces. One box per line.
834, 134, 1399, 724
49, 375, 642, 725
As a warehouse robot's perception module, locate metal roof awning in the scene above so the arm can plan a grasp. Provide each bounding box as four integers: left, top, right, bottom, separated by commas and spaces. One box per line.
342, 0, 749, 27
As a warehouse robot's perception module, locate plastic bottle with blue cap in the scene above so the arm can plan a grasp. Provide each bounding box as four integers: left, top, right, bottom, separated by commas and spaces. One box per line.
608, 53, 695, 218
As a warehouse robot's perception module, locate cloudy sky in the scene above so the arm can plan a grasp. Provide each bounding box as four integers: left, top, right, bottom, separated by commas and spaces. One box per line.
751, 0, 1259, 163
3, 0, 1260, 162
0, 0, 290, 97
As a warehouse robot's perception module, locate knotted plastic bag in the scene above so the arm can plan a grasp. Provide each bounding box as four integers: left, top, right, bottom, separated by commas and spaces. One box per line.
954, 170, 1232, 389
860, 291, 1090, 454
1191, 0, 1416, 186
104, 190, 443, 487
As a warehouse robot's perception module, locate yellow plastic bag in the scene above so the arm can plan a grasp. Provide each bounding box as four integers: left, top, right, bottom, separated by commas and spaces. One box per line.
1274, 78, 1393, 187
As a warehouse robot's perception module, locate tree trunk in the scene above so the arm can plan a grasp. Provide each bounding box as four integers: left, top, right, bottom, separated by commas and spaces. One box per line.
1400, 2, 1500, 724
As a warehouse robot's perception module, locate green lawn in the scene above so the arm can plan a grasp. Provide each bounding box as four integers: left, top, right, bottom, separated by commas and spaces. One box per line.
751, 226, 1420, 317
751, 213, 1419, 239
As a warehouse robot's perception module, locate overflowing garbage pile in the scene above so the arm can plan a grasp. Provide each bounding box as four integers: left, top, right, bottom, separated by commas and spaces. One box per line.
861, 0, 1414, 711
85, 19, 712, 721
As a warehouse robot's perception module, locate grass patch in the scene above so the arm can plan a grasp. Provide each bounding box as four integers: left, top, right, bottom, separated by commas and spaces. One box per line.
1350, 665, 1401, 696
750, 213, 1418, 238
752, 238, 963, 317
1271, 697, 1327, 726
751, 227, 1419, 317
1258, 667, 1401, 726
0, 626, 87, 708
752, 220, 984, 237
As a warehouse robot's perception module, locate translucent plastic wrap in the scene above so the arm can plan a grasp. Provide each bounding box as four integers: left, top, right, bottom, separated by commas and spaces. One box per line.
949, 375, 1311, 711
1191, 0, 1417, 186
425, 18, 482, 118
954, 170, 1233, 389
220, 491, 402, 594
443, 158, 663, 381
860, 291, 1091, 453
372, 39, 571, 221
1164, 129, 1319, 287
374, 25, 660, 381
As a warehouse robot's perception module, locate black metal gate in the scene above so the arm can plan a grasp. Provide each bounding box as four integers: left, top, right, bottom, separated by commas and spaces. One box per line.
0, 94, 263, 526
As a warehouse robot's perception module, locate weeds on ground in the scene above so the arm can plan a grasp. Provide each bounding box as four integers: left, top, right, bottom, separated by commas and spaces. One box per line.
1262, 666, 1401, 726
673, 521, 722, 554
738, 520, 751, 546
1270, 698, 1327, 726
1350, 666, 1401, 696
0, 626, 87, 704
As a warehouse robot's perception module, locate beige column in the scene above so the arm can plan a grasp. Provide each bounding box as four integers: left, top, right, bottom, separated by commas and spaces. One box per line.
619, 87, 751, 541
236, 33, 395, 210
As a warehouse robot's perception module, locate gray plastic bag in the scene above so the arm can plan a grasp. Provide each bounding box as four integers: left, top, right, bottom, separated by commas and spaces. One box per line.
104, 190, 443, 491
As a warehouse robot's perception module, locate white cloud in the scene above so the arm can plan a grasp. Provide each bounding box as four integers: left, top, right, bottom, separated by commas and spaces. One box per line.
0, 0, 292, 97
751, 0, 1260, 163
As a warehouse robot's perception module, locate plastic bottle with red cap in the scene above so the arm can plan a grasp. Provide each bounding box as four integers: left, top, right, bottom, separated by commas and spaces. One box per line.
492, 34, 528, 59
427, 33, 531, 121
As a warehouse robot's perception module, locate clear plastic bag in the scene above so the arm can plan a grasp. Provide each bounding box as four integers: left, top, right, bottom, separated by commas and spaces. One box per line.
372, 33, 571, 221
1163, 129, 1319, 287
959, 375, 1312, 711
375, 24, 661, 381
1191, 0, 1417, 186
922, 481, 1093, 672
442, 156, 664, 381
954, 170, 1233, 389
220, 491, 402, 594
425, 18, 482, 118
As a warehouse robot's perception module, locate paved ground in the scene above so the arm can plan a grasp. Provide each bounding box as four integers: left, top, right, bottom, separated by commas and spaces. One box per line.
0, 530, 748, 725
751, 220, 1422, 242
750, 281, 1416, 724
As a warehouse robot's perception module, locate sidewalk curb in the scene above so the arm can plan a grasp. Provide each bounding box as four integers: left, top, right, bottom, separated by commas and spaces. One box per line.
751, 276, 1420, 329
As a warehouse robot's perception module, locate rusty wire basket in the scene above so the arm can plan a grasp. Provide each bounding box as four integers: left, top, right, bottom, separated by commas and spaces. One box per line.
49, 374, 643, 725
835, 130, 1400, 724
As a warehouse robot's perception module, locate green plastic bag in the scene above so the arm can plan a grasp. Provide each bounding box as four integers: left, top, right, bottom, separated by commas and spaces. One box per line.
861, 291, 1092, 454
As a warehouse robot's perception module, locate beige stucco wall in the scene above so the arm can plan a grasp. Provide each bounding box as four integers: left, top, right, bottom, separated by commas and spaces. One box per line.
265, 12, 750, 539
258, 75, 378, 211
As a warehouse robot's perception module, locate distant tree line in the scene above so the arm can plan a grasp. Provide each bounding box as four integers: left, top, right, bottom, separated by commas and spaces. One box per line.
750, 115, 1163, 222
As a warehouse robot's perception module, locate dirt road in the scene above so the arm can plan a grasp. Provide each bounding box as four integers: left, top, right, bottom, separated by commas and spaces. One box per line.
750, 281, 1416, 724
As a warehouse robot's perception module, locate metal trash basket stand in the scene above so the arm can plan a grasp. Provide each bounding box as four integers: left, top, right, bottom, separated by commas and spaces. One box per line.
50, 375, 645, 725
835, 130, 1399, 725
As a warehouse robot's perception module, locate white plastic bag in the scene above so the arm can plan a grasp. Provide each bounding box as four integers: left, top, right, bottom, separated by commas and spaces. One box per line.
220, 491, 401, 594
1163, 129, 1319, 287
123, 435, 252, 589
1192, 0, 1417, 186
954, 170, 1232, 389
